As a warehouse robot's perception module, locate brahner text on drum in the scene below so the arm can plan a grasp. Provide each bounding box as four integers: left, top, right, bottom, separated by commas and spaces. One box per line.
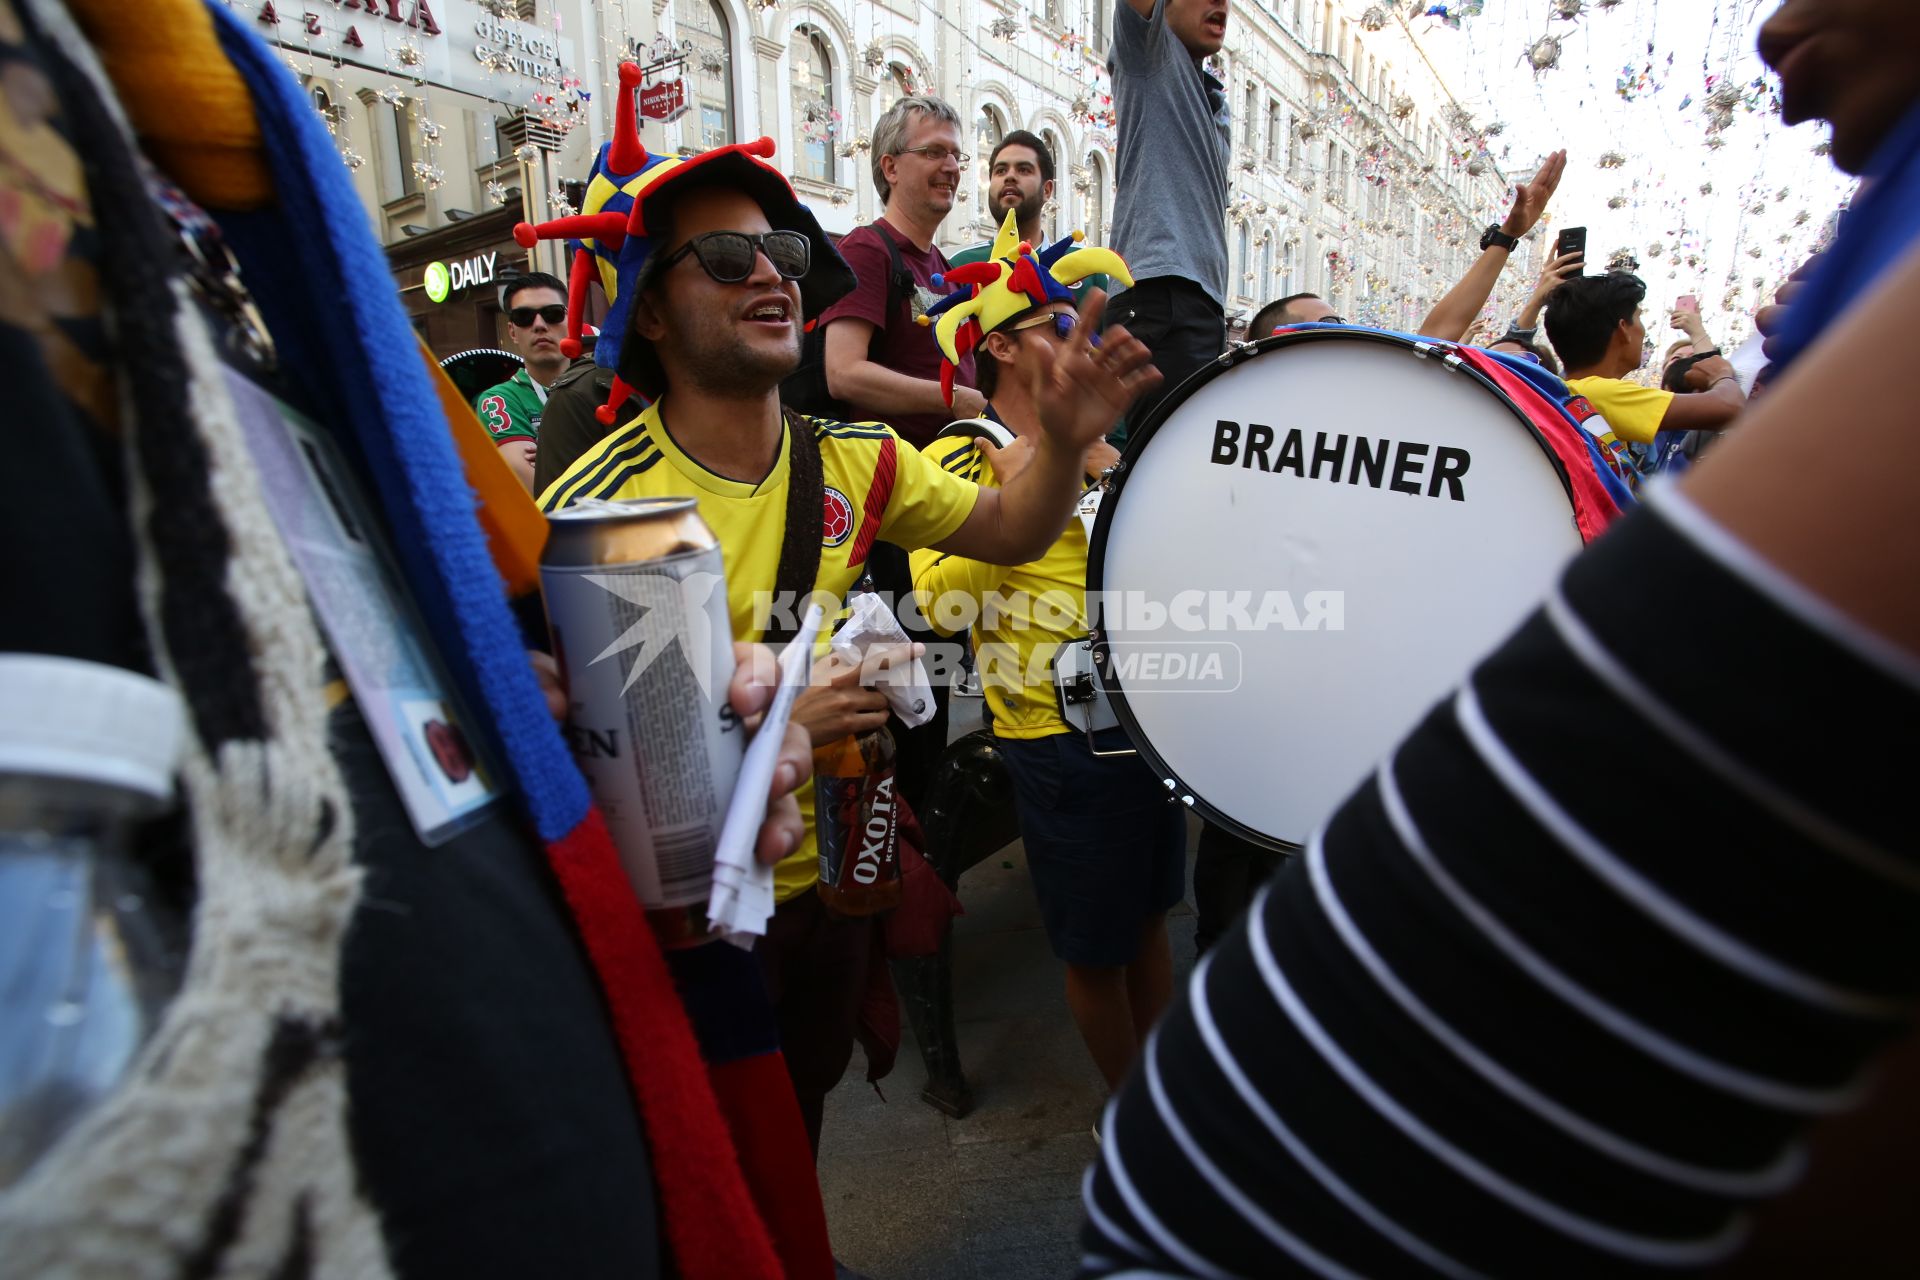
1210, 420, 1472, 501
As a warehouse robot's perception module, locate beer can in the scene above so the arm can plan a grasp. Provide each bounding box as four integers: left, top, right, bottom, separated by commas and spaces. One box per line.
540, 497, 742, 946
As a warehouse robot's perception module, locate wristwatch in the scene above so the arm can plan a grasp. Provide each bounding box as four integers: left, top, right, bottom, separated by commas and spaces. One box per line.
1479, 224, 1520, 252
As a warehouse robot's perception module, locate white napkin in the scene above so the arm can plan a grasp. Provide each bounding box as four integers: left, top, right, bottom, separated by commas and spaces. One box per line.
832, 591, 936, 728
707, 605, 823, 948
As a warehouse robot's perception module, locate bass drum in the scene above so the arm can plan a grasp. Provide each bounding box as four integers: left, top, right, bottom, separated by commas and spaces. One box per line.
1087, 328, 1589, 850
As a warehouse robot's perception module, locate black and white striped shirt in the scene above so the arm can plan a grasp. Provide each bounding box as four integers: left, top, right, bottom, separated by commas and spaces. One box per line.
1080, 487, 1920, 1278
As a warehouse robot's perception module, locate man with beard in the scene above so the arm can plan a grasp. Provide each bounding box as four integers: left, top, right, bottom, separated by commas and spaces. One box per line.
538, 159, 1161, 1171
949, 131, 1108, 303
475, 271, 569, 490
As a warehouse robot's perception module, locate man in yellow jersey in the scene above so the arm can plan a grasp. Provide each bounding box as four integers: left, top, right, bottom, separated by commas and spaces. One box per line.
910, 219, 1182, 1100
538, 150, 1158, 1156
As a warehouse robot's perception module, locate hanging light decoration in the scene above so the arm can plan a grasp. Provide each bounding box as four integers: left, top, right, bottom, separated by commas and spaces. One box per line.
1607, 194, 1628, 210
862, 40, 885, 71
1698, 181, 1714, 195
1525, 35, 1564, 73
1607, 247, 1638, 273
1597, 150, 1626, 169
340, 147, 366, 172
485, 179, 508, 205
1361, 5, 1391, 32
1551, 0, 1586, 19
1645, 242, 1663, 258
513, 141, 541, 165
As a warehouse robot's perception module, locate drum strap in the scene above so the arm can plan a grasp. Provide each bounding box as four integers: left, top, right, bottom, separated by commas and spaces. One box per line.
765, 410, 824, 648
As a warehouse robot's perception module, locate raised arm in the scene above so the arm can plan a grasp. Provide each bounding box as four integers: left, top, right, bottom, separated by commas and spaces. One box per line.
1659, 307, 1747, 431
1419, 150, 1566, 341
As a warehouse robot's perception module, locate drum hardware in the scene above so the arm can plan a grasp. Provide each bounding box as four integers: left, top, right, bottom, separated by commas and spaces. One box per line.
1214, 339, 1261, 368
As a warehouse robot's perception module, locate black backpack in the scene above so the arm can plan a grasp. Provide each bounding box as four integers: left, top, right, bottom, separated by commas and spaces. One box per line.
781, 224, 913, 420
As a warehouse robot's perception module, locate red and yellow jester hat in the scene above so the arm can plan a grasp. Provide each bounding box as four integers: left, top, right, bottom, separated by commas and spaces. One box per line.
920, 208, 1133, 407
513, 64, 853, 422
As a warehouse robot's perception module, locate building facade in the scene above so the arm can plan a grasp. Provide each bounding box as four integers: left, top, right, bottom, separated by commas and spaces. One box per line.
272, 0, 1532, 356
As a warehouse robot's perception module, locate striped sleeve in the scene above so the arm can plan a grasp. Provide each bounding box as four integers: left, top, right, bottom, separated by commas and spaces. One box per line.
1079, 486, 1920, 1279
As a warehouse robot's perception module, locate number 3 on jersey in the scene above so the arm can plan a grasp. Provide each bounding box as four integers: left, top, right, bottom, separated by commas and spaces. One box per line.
479, 394, 513, 438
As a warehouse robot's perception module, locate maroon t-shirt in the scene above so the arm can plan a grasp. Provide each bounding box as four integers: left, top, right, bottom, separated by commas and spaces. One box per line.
817, 217, 975, 448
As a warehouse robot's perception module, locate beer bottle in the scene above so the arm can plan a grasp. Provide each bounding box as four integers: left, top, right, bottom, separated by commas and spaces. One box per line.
815, 726, 903, 916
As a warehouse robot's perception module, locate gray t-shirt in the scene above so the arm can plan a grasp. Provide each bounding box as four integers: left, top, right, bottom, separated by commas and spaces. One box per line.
1108, 0, 1231, 305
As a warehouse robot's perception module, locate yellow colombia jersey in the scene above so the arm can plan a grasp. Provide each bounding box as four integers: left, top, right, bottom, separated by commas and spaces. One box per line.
539, 400, 980, 903
909, 434, 1090, 742
1563, 375, 1673, 446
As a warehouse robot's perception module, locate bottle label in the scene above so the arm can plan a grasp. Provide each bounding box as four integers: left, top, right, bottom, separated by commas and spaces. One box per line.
817, 764, 900, 899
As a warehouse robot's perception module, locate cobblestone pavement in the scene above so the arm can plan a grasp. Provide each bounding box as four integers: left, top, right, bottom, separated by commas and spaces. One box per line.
816, 790, 1201, 1280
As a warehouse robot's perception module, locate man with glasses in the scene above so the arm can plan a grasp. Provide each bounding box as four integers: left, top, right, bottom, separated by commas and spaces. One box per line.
475, 271, 570, 491
537, 143, 1160, 1176
912, 222, 1183, 1105
818, 94, 983, 842
819, 94, 981, 446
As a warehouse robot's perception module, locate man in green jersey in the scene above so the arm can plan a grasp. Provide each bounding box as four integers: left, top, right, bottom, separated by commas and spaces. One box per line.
474, 271, 570, 490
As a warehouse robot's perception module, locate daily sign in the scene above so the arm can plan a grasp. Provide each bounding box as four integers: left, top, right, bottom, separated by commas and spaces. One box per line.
425, 251, 497, 301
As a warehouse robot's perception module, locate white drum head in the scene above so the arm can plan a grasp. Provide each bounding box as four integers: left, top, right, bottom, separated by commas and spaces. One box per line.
1090, 331, 1584, 848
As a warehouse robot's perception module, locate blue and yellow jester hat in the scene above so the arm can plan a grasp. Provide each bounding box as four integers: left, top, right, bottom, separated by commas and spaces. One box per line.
513, 62, 854, 422
920, 208, 1133, 407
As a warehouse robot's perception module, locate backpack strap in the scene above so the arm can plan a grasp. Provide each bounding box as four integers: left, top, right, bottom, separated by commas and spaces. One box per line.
764, 410, 825, 648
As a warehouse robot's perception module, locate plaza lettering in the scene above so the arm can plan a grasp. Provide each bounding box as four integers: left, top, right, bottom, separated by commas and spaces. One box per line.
1210, 419, 1471, 502
330, 0, 440, 35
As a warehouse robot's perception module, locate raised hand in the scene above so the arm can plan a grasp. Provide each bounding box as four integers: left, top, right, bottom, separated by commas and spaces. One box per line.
1031, 289, 1162, 454
1503, 149, 1567, 237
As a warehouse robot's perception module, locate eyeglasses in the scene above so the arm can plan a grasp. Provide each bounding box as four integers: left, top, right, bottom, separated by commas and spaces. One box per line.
898, 144, 971, 166
656, 230, 811, 284
1006, 311, 1101, 346
508, 304, 567, 327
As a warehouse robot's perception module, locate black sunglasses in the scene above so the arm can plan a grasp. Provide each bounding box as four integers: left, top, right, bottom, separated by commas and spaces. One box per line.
509, 304, 567, 327
657, 230, 811, 284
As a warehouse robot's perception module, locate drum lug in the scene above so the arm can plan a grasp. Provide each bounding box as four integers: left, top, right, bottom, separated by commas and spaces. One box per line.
1413, 341, 1467, 372
1217, 339, 1259, 367
1098, 460, 1124, 490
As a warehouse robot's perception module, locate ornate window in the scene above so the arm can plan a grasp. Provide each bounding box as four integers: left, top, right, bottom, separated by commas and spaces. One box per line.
675, 0, 733, 152
790, 27, 836, 184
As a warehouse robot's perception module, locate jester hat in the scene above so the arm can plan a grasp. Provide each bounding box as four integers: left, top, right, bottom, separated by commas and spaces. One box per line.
513, 62, 854, 422
920, 208, 1133, 407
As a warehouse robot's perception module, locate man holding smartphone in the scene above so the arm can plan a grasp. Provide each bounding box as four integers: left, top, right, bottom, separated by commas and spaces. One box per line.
1544, 272, 1746, 445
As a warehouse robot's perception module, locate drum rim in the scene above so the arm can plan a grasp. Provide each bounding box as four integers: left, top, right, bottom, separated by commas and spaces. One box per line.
1085, 326, 1580, 853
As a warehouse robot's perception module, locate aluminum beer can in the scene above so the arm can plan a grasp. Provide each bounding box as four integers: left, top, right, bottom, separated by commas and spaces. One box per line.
540, 497, 742, 946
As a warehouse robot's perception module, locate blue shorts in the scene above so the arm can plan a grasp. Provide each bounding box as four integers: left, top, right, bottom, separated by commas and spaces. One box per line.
997, 728, 1188, 967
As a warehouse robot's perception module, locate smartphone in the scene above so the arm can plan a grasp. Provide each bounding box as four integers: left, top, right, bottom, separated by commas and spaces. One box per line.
1676, 293, 1700, 314
1554, 226, 1587, 269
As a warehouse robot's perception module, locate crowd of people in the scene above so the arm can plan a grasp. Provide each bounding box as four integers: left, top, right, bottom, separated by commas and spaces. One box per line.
5, 0, 1920, 1276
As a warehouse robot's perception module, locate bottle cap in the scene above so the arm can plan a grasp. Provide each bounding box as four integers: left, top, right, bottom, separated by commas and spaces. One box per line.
0, 655, 187, 804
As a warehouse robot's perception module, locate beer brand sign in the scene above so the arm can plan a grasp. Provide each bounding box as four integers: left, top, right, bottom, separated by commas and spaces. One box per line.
639, 78, 688, 124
